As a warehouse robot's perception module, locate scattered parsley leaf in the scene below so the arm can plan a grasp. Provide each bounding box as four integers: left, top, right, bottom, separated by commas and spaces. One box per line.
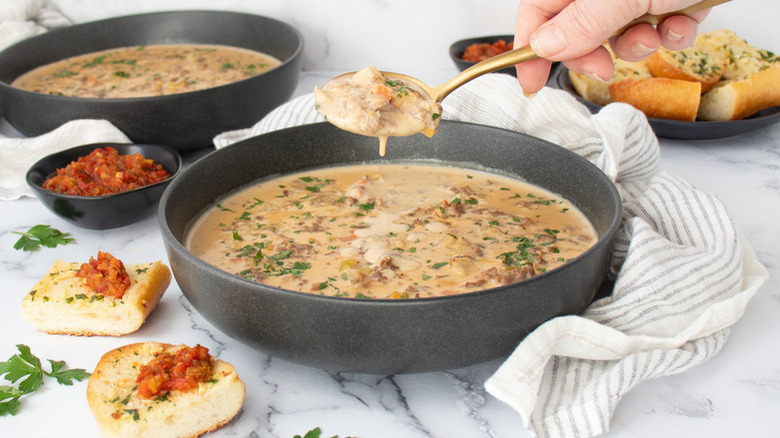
294, 427, 356, 438
12, 225, 75, 252
0, 344, 90, 416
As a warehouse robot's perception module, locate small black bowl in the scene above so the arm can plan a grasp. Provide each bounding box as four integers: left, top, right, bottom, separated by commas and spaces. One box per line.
27, 143, 181, 230
449, 34, 518, 76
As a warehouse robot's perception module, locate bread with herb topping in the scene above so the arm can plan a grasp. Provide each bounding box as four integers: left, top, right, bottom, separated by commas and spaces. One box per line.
694, 30, 780, 121
697, 64, 780, 121
87, 342, 245, 438
20, 259, 171, 336
645, 46, 725, 92
569, 30, 779, 121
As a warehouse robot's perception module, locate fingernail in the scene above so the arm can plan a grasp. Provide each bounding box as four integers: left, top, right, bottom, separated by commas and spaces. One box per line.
666, 29, 683, 42
530, 24, 566, 58
523, 90, 537, 98
630, 41, 656, 57
583, 70, 610, 83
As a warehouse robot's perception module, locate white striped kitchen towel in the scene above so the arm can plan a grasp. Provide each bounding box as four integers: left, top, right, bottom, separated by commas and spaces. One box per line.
213, 73, 768, 438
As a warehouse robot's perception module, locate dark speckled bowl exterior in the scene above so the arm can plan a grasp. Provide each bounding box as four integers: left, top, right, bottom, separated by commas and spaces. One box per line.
0, 11, 303, 150
159, 121, 622, 374
27, 143, 181, 230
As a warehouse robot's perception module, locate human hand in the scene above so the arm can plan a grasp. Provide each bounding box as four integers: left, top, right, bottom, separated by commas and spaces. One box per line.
513, 0, 712, 95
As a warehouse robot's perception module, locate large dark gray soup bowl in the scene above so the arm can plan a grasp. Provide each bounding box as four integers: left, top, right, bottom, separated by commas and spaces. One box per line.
159, 121, 622, 374
0, 11, 303, 150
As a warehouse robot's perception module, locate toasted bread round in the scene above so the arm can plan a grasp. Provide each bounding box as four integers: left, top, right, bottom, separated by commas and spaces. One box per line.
21, 259, 171, 336
87, 342, 245, 438
698, 65, 780, 121
645, 47, 725, 92
609, 77, 702, 121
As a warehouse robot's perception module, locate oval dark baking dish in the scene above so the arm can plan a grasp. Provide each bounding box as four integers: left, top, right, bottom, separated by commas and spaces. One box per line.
0, 11, 303, 150
159, 121, 622, 374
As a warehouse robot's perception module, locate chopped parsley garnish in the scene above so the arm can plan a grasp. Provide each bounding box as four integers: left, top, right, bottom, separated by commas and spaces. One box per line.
498, 236, 536, 268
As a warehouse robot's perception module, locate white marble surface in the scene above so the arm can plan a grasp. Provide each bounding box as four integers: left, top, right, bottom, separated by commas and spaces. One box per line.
2, 69, 780, 437
2, 1, 780, 436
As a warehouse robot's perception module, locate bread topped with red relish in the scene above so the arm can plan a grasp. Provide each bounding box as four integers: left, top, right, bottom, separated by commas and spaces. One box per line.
87, 342, 245, 438
21, 251, 171, 336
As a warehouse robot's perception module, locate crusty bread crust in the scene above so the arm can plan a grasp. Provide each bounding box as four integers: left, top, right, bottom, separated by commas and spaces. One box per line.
698, 65, 780, 121
87, 342, 246, 438
21, 259, 171, 336
609, 77, 702, 121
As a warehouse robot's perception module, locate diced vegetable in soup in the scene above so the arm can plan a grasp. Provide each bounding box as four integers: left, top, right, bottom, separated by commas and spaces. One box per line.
11, 44, 280, 98
185, 163, 597, 299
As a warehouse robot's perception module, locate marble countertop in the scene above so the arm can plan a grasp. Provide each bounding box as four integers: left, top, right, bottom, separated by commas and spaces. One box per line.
2, 70, 779, 438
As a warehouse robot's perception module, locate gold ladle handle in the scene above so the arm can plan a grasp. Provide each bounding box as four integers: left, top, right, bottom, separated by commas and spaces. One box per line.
429, 0, 731, 102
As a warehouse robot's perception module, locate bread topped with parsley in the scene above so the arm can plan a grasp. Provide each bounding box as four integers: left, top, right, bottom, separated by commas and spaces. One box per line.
21, 252, 171, 336
87, 342, 245, 438
568, 29, 779, 121
645, 45, 726, 92
694, 30, 780, 121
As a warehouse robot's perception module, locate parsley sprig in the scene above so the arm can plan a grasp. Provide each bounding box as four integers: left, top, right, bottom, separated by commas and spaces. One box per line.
294, 427, 356, 438
12, 225, 75, 252
0, 344, 90, 416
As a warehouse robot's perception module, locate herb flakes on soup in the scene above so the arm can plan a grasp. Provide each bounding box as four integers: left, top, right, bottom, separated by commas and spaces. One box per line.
186, 163, 597, 299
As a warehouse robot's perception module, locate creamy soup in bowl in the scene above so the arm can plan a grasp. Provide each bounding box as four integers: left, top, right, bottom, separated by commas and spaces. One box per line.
11, 43, 281, 98
186, 162, 597, 299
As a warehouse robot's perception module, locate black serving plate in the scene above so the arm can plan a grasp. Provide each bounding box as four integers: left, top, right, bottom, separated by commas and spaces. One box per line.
27, 143, 181, 229
0, 11, 303, 150
554, 65, 780, 139
159, 121, 622, 374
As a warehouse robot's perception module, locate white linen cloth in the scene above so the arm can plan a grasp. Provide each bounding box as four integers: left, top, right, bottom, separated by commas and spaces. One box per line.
0, 0, 70, 50
213, 73, 768, 438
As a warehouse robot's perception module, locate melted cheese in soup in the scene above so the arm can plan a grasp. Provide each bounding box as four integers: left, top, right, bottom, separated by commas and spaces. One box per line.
185, 163, 597, 299
11, 43, 280, 98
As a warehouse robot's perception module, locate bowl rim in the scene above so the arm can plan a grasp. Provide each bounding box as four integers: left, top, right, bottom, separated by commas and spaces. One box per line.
0, 9, 305, 104
159, 120, 623, 306
26, 142, 182, 200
